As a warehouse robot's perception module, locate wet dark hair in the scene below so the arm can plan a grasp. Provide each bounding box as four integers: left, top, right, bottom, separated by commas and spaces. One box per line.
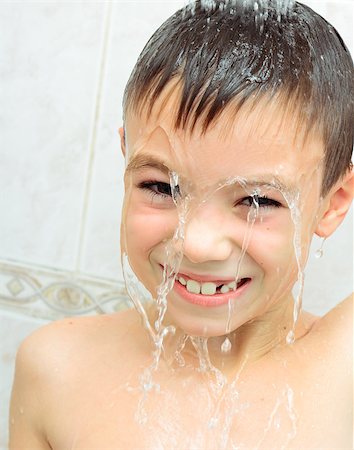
123, 0, 353, 195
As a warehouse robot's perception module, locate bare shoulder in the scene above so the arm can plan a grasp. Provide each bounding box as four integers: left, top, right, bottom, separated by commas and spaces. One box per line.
15, 315, 95, 369
15, 308, 143, 378
9, 308, 142, 449
305, 293, 353, 377
313, 293, 353, 339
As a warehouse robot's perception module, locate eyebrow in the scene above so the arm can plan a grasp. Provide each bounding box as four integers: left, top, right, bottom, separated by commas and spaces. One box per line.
237, 177, 294, 193
125, 153, 170, 174
125, 154, 294, 193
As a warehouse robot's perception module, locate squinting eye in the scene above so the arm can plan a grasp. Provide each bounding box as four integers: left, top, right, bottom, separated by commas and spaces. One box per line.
239, 195, 282, 208
138, 181, 180, 201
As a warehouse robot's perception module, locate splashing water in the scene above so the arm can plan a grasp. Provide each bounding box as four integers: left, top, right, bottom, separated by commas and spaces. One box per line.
174, 333, 189, 366
221, 337, 232, 353
314, 238, 326, 259
282, 189, 304, 345
123, 168, 313, 440
252, 384, 297, 450
122, 171, 194, 422
190, 336, 227, 394
187, 0, 296, 30
226, 188, 259, 333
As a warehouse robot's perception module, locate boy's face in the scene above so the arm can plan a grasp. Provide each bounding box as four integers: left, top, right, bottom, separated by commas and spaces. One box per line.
121, 89, 325, 337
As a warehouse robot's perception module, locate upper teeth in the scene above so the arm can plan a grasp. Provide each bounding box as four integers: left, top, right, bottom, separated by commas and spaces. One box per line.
177, 276, 237, 296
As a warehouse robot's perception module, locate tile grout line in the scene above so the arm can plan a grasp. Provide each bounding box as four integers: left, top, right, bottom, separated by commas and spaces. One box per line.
74, 2, 114, 276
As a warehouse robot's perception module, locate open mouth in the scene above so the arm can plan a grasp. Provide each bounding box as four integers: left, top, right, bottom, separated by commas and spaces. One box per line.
176, 275, 250, 295
171, 271, 252, 307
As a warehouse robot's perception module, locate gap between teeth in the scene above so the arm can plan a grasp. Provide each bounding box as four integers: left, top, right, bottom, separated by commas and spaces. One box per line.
177, 277, 237, 295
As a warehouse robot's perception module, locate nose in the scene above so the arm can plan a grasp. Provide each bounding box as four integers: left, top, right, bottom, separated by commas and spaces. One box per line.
181, 205, 234, 264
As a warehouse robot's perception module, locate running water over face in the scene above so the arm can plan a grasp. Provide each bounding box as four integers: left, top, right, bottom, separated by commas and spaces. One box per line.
119, 0, 332, 446
121, 88, 324, 445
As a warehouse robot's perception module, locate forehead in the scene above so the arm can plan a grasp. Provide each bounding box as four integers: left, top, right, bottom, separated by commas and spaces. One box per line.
124, 86, 325, 189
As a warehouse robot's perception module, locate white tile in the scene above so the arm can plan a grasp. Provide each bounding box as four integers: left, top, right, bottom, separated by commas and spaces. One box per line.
325, 1, 353, 56
303, 1, 353, 56
0, 3, 106, 270
303, 207, 353, 316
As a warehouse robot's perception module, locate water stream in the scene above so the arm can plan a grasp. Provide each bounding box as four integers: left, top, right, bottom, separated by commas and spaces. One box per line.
122, 169, 315, 445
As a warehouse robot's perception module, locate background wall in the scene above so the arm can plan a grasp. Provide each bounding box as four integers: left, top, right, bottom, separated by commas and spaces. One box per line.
0, 1, 352, 447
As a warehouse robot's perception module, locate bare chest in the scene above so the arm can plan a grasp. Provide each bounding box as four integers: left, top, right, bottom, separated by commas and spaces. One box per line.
48, 363, 352, 450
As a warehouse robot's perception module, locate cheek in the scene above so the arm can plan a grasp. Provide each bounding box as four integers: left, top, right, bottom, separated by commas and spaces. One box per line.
247, 218, 297, 272
123, 200, 177, 256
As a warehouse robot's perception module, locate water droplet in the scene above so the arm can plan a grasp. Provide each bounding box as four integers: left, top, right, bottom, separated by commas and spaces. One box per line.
221, 337, 232, 353
314, 248, 323, 259
315, 238, 325, 258
286, 330, 295, 345
19, 407, 24, 415
10, 418, 15, 425
208, 416, 219, 428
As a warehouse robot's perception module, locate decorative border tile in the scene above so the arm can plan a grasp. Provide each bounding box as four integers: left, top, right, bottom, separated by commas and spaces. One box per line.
0, 259, 131, 320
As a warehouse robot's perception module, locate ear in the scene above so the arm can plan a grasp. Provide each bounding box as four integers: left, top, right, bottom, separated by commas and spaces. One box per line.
118, 126, 126, 157
315, 170, 354, 238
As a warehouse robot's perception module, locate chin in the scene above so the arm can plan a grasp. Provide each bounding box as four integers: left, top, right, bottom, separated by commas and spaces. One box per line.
165, 309, 237, 338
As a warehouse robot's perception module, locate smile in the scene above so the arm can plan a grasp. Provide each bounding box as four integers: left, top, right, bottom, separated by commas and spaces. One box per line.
176, 274, 249, 295
172, 271, 252, 307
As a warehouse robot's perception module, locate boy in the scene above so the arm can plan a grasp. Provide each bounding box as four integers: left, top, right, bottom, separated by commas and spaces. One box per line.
9, 1, 353, 449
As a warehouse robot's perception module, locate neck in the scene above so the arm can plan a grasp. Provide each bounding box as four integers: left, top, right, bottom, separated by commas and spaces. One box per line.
160, 296, 316, 378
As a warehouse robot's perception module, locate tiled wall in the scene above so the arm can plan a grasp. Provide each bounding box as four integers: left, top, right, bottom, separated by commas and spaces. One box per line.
0, 1, 352, 448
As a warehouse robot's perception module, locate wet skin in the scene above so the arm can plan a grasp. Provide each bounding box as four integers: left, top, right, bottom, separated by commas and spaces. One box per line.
121, 87, 333, 356
9, 298, 353, 449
